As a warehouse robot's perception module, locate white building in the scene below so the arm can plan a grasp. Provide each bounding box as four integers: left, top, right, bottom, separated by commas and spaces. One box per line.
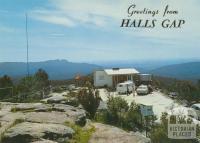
94, 68, 139, 87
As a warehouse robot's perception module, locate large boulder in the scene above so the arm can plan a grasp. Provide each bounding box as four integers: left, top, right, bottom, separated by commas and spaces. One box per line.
53, 104, 86, 126
42, 95, 67, 104
89, 123, 150, 143
41, 91, 79, 107
2, 122, 74, 143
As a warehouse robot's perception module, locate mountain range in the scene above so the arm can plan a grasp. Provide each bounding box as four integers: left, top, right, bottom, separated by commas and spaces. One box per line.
0, 60, 102, 80
149, 62, 200, 81
0, 60, 200, 81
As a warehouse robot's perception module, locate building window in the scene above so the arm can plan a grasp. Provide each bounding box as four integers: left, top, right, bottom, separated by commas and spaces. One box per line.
99, 75, 104, 80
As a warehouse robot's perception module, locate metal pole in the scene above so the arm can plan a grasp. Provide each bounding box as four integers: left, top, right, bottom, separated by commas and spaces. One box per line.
26, 13, 30, 77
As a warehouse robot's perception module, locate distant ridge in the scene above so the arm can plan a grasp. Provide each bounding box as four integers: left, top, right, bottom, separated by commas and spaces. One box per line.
150, 62, 200, 81
1, 60, 200, 81
0, 60, 102, 80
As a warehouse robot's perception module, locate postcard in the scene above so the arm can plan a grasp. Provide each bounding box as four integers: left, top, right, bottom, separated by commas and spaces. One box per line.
0, 0, 199, 142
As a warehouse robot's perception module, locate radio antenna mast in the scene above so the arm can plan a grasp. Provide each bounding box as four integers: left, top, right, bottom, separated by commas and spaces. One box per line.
26, 13, 30, 76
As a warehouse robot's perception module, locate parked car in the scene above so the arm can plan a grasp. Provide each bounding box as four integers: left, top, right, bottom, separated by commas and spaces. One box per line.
168, 92, 178, 99
191, 104, 200, 120
136, 85, 149, 95
116, 81, 135, 94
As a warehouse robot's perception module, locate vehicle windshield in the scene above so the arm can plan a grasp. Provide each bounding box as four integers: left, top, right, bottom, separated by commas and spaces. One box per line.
139, 86, 147, 89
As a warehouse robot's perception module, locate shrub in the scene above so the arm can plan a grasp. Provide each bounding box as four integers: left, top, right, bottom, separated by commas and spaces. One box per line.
78, 82, 101, 119
106, 96, 129, 125
66, 122, 95, 143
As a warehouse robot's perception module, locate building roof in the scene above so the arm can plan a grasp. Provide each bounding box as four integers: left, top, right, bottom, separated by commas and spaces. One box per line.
104, 68, 139, 75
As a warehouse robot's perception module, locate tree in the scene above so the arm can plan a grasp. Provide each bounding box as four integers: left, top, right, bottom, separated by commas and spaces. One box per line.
78, 82, 101, 119
17, 76, 36, 101
0, 75, 13, 99
125, 101, 142, 130
107, 96, 129, 125
0, 75, 13, 87
34, 69, 49, 90
197, 80, 200, 89
174, 81, 199, 102
16, 69, 50, 102
18, 76, 35, 93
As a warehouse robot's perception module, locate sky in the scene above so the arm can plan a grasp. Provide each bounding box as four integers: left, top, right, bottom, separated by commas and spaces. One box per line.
0, 0, 200, 63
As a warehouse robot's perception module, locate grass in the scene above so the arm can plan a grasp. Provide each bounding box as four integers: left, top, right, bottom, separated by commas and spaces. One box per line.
65, 122, 95, 143
0, 118, 25, 142
10, 107, 52, 113
10, 107, 35, 113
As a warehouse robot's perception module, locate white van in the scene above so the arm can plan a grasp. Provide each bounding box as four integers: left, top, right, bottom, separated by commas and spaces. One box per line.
116, 81, 135, 94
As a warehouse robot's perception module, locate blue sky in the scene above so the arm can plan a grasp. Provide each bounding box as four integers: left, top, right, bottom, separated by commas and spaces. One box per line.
0, 0, 200, 63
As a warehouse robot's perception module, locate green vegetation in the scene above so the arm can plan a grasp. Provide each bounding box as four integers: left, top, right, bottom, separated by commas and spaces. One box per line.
10, 107, 35, 113
0, 69, 50, 102
152, 76, 200, 104
106, 96, 129, 125
95, 96, 155, 132
0, 75, 13, 99
78, 82, 101, 119
66, 122, 95, 143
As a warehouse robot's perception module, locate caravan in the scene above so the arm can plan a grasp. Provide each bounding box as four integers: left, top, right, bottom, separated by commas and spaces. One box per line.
116, 81, 135, 94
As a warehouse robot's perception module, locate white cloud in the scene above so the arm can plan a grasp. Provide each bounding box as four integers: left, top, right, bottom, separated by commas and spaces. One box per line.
0, 25, 15, 33
31, 10, 75, 27
30, 0, 129, 28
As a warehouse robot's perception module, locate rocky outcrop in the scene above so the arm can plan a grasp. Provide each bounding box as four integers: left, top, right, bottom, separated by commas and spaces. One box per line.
0, 92, 150, 143
31, 139, 58, 143
52, 104, 86, 126
89, 123, 151, 143
24, 112, 68, 124
45, 95, 67, 104
12, 103, 51, 112
0, 102, 86, 143
41, 92, 79, 107
2, 122, 74, 143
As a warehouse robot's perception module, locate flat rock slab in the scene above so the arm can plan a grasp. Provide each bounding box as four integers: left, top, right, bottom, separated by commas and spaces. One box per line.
2, 122, 74, 143
42, 95, 67, 104
31, 139, 58, 143
53, 104, 85, 117
89, 123, 150, 143
24, 104, 86, 125
13, 103, 51, 112
24, 112, 70, 124
52, 104, 86, 126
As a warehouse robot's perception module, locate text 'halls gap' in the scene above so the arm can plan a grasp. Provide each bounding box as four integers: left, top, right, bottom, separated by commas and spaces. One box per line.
121, 4, 186, 28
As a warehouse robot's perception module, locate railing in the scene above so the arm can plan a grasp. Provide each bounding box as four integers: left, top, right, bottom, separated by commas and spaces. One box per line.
0, 87, 13, 97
